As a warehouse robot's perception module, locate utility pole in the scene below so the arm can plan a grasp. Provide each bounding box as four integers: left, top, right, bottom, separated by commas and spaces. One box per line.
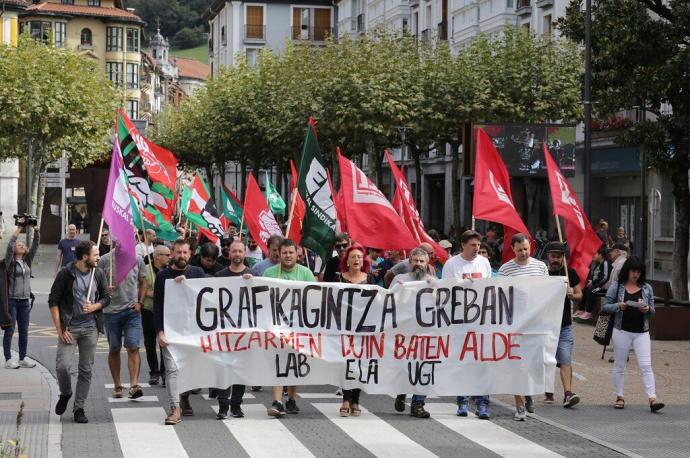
26, 138, 33, 245
583, 0, 592, 219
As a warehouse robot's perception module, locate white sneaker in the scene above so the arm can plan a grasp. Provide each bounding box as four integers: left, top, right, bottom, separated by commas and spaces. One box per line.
4, 360, 19, 369
514, 406, 527, 421
19, 359, 36, 368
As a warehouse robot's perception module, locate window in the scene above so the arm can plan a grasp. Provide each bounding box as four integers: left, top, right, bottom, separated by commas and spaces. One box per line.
54, 22, 66, 47
106, 62, 123, 86
126, 28, 139, 52
80, 28, 92, 46
543, 14, 552, 36
126, 63, 139, 89
28, 21, 51, 43
61, 0, 74, 4
127, 100, 139, 120
87, 0, 101, 5
221, 25, 226, 45
292, 7, 310, 39
506, 0, 513, 7
106, 27, 123, 51
245, 5, 264, 40
246, 48, 259, 67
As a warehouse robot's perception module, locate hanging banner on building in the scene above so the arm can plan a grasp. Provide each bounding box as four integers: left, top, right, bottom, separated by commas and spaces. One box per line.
165, 276, 565, 395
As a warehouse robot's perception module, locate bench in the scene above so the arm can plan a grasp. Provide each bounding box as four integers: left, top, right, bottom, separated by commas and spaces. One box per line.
648, 280, 690, 340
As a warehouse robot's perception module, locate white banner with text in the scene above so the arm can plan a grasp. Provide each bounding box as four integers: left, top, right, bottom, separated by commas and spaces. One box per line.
165, 276, 566, 395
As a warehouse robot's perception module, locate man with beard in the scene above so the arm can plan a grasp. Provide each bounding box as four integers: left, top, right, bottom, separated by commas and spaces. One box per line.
191, 242, 225, 276
544, 242, 582, 408
321, 233, 350, 282
262, 239, 315, 417
153, 239, 206, 425
142, 245, 170, 386
213, 240, 252, 419
217, 238, 232, 267
390, 247, 434, 419
498, 233, 548, 420
384, 242, 438, 287
49, 241, 111, 424
442, 230, 493, 419
245, 235, 263, 264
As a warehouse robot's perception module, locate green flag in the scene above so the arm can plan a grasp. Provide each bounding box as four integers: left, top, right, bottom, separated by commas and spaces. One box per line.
130, 199, 179, 241
265, 172, 286, 216
296, 117, 336, 264
220, 183, 243, 227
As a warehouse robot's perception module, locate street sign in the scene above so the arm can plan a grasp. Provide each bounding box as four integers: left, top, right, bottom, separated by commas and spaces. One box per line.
40, 172, 70, 179
40, 178, 65, 187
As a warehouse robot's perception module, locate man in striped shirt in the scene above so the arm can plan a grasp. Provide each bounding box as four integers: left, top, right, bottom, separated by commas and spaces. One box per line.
498, 232, 548, 421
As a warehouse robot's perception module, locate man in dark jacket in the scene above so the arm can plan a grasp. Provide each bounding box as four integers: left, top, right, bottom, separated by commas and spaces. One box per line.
48, 240, 111, 424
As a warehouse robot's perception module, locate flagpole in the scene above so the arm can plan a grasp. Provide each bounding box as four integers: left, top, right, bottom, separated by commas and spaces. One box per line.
471, 216, 476, 231
554, 214, 571, 289
109, 244, 113, 288
86, 217, 106, 301
407, 214, 422, 244
284, 191, 299, 238
238, 211, 245, 241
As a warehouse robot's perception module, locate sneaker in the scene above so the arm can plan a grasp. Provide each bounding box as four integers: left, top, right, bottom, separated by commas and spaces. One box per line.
180, 395, 194, 416
55, 393, 72, 415
514, 406, 527, 421
148, 375, 160, 386
394, 394, 406, 412
216, 405, 228, 420
580, 312, 593, 320
230, 405, 244, 418
73, 408, 88, 424
18, 359, 36, 368
268, 400, 286, 418
456, 400, 469, 417
563, 392, 580, 408
165, 407, 182, 425
128, 385, 144, 400
544, 393, 555, 404
112, 385, 124, 399
4, 360, 19, 369
525, 396, 535, 413
410, 403, 430, 419
285, 399, 300, 414
250, 386, 263, 392
475, 404, 490, 420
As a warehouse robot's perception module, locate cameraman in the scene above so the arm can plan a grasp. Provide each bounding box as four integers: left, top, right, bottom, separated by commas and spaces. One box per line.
3, 217, 39, 369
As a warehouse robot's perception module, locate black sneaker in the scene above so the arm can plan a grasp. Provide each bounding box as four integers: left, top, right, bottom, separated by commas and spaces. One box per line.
563, 392, 580, 408
285, 399, 300, 414
410, 403, 430, 419
73, 408, 88, 424
268, 401, 286, 418
148, 375, 160, 386
231, 405, 245, 418
216, 407, 228, 420
394, 394, 406, 412
525, 396, 535, 413
55, 393, 72, 415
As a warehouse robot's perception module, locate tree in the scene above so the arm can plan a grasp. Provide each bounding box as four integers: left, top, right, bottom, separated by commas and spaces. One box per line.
0, 36, 119, 221
559, 0, 690, 300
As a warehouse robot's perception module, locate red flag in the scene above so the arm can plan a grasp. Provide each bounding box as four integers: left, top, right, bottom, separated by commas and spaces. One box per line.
543, 144, 602, 283
473, 128, 531, 262
244, 174, 283, 255
386, 150, 448, 263
338, 149, 417, 251
326, 168, 346, 234
287, 159, 306, 244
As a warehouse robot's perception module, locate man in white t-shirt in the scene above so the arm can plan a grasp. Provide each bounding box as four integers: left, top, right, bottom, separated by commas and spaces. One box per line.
245, 235, 264, 262
497, 232, 548, 421
442, 230, 492, 419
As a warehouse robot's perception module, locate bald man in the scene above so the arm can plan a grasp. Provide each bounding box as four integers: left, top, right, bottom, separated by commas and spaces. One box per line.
56, 224, 80, 273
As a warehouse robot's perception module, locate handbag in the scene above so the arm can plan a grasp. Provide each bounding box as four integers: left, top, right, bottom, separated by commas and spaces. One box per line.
593, 284, 620, 346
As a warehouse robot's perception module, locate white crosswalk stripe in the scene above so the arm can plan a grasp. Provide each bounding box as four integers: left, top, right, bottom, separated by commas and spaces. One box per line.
297, 392, 342, 399
424, 403, 564, 457
108, 396, 159, 403
111, 407, 188, 458
104, 383, 151, 389
312, 403, 438, 458
212, 404, 316, 457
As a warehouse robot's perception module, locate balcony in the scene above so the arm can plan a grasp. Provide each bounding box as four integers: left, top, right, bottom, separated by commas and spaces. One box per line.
536, 0, 553, 7
244, 25, 266, 42
437, 21, 448, 41
357, 13, 366, 33
516, 0, 532, 16
291, 26, 333, 42
420, 28, 431, 42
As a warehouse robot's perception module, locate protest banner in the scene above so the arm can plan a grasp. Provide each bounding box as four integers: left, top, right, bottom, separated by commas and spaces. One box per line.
165, 276, 565, 395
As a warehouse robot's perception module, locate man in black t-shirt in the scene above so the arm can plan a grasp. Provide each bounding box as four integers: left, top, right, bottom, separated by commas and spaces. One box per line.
545, 242, 582, 409
321, 233, 350, 282
191, 242, 225, 276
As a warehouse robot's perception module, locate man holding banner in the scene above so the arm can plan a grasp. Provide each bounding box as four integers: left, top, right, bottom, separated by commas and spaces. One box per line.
262, 239, 315, 417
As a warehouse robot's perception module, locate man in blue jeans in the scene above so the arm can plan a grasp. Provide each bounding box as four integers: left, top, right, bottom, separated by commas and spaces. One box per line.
98, 251, 147, 400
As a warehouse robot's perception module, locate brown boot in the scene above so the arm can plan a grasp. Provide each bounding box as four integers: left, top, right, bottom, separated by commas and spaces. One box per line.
180, 395, 194, 416
165, 407, 181, 425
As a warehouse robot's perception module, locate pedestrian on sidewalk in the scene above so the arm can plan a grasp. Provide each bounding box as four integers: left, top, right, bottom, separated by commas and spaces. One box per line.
142, 245, 169, 386
153, 238, 206, 425
49, 240, 111, 424
576, 247, 610, 320
98, 250, 147, 400
55, 224, 80, 274
3, 218, 40, 369
601, 256, 665, 413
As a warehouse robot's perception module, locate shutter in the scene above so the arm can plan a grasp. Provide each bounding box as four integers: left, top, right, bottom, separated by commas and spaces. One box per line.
246, 6, 263, 39
314, 9, 331, 41
292, 8, 301, 39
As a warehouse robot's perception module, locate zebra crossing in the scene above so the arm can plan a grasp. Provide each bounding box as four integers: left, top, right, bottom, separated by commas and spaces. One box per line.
101, 382, 578, 458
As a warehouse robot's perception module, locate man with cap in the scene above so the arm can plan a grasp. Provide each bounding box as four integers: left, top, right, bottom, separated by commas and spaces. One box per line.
544, 241, 582, 408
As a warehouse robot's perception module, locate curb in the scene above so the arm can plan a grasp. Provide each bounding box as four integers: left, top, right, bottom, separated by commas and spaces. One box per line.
491, 398, 644, 458
11, 350, 63, 458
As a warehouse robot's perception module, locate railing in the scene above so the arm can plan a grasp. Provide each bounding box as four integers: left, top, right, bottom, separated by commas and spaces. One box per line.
291, 26, 333, 41
517, 0, 531, 8
244, 25, 266, 41
437, 21, 448, 41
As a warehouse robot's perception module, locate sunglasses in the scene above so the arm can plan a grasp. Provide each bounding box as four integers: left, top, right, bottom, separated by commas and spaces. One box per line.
335, 243, 348, 249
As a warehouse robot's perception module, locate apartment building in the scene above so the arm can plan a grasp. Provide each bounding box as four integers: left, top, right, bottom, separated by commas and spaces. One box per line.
205, 0, 335, 77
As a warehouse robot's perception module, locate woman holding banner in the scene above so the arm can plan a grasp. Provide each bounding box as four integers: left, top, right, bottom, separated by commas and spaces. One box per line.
601, 257, 664, 412
338, 245, 376, 417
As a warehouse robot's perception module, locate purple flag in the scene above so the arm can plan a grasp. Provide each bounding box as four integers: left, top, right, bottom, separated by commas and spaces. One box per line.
102, 142, 137, 285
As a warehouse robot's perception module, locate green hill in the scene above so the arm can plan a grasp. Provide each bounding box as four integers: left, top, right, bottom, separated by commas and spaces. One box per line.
170, 45, 209, 64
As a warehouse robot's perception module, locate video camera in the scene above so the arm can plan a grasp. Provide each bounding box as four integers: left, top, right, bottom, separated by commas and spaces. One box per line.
14, 213, 38, 227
